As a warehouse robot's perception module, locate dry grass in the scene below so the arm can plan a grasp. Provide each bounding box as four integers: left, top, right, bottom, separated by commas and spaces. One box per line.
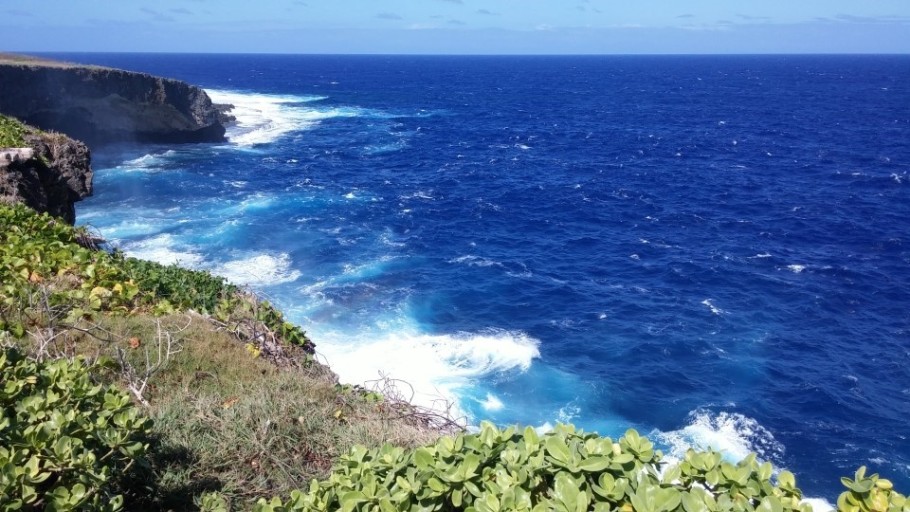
19, 312, 442, 510
0, 52, 111, 70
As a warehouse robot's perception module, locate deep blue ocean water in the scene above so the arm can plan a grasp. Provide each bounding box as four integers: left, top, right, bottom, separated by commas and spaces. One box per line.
51, 53, 909, 500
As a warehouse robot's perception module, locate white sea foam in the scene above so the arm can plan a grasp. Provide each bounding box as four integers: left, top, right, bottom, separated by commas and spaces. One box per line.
120, 149, 177, 171
701, 299, 725, 315
657, 412, 834, 511
480, 393, 504, 411
213, 253, 302, 287
207, 89, 334, 146
787, 264, 806, 274
802, 498, 835, 512
314, 327, 541, 415
450, 255, 505, 269
122, 235, 205, 267
656, 411, 784, 463
400, 190, 435, 201
449, 255, 532, 279
557, 403, 581, 423
91, 218, 163, 239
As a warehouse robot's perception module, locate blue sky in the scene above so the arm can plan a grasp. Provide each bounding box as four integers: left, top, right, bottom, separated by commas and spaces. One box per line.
5, 0, 910, 54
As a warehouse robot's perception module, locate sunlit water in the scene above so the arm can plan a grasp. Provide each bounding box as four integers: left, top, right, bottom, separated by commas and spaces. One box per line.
58, 53, 910, 500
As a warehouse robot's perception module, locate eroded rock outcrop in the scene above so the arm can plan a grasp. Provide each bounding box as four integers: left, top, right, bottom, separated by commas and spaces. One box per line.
0, 123, 92, 224
0, 54, 229, 145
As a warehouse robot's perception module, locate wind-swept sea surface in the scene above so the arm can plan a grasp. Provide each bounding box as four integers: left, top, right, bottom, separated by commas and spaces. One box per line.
57, 53, 909, 500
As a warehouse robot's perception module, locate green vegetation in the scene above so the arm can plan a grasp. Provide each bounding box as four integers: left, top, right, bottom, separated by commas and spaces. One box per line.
0, 204, 438, 509
1, 204, 907, 511
0, 348, 151, 511
0, 203, 313, 355
0, 114, 28, 147
236, 424, 908, 512
252, 425, 772, 511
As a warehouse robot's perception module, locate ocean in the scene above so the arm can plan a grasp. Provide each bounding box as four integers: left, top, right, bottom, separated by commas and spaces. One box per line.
49, 53, 909, 500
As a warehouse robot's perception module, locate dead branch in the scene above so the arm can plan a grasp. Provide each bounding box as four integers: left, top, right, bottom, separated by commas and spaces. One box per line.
115, 318, 186, 407
363, 372, 466, 434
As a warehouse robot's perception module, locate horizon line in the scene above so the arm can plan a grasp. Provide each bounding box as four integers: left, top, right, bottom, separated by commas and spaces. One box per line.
18, 50, 910, 57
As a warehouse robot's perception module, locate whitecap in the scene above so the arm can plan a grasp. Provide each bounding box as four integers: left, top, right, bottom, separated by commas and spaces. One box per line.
207, 89, 336, 146
701, 299, 725, 315
400, 190, 435, 201
90, 218, 164, 239
314, 327, 541, 416
117, 149, 178, 172
655, 411, 784, 463
480, 393, 504, 412
803, 499, 835, 512
213, 253, 302, 286
557, 403, 581, 423
449, 255, 505, 269
787, 264, 806, 274
122, 234, 205, 267
657, 414, 829, 510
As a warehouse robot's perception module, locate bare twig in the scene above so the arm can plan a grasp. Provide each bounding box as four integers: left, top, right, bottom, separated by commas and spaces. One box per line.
362, 373, 466, 433
115, 318, 186, 407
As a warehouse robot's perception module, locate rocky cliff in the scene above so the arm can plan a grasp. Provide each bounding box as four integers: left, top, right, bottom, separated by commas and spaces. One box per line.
0, 54, 229, 146
0, 117, 92, 224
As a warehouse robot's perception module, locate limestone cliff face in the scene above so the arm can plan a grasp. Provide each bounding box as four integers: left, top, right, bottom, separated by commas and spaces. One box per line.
0, 126, 92, 224
0, 61, 228, 146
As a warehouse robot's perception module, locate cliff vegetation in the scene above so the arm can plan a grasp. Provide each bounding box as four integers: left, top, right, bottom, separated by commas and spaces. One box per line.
0, 114, 92, 224
0, 204, 439, 510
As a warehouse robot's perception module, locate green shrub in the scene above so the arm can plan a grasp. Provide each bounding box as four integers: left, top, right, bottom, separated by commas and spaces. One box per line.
119, 257, 237, 315
837, 467, 908, 512
0, 347, 152, 511
0, 204, 313, 354
240, 422, 907, 512
0, 114, 28, 147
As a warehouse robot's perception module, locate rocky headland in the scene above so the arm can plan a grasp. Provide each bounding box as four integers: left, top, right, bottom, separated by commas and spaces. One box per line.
0, 53, 231, 146
0, 115, 92, 224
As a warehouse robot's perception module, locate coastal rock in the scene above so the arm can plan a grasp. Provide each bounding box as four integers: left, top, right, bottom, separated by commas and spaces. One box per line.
0, 125, 92, 224
0, 55, 229, 145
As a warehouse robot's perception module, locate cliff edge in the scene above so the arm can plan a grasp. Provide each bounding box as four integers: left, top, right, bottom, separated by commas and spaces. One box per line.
0, 53, 229, 146
0, 115, 92, 224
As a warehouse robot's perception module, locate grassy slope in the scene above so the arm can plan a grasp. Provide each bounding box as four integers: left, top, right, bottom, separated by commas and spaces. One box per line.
0, 204, 439, 510
0, 113, 29, 146
0, 51, 110, 70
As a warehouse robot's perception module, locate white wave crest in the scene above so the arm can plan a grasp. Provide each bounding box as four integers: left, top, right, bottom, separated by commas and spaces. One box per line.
213, 253, 302, 287
480, 393, 504, 412
701, 299, 725, 315
119, 149, 177, 171
315, 327, 541, 415
207, 89, 332, 146
655, 411, 784, 463
122, 234, 205, 267
655, 412, 833, 510
450, 255, 504, 268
